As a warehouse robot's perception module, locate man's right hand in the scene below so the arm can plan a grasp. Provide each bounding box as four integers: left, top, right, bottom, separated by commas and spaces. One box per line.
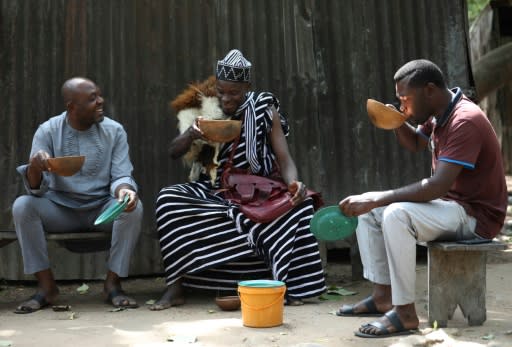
338, 191, 387, 217
28, 150, 51, 174
27, 150, 50, 188
187, 117, 205, 141
169, 118, 205, 159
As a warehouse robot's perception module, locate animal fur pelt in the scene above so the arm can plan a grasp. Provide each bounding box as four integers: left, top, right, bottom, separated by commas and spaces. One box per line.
170, 76, 229, 182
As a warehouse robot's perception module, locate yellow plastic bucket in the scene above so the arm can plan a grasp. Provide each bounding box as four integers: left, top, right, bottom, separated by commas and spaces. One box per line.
238, 280, 286, 328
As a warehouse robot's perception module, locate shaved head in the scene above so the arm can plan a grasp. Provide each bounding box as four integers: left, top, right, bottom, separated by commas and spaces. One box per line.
61, 77, 95, 105
61, 77, 104, 129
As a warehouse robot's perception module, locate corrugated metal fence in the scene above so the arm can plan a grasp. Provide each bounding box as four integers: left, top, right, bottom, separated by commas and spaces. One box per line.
0, 0, 472, 279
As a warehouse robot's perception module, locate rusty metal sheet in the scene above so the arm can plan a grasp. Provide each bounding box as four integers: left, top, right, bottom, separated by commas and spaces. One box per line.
0, 0, 472, 279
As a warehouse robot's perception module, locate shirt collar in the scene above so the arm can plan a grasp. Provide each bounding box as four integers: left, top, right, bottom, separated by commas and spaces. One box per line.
435, 87, 463, 128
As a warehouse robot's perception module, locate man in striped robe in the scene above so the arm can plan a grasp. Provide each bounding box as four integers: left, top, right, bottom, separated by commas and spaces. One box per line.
150, 49, 326, 310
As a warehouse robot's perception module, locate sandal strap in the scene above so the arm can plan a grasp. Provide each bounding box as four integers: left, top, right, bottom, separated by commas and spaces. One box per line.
384, 310, 405, 332
31, 292, 49, 306
337, 296, 379, 315
106, 288, 126, 301
360, 296, 378, 313
339, 305, 354, 314
106, 288, 138, 308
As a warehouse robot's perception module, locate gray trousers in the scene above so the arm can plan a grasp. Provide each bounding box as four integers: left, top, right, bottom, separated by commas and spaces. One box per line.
356, 199, 478, 305
12, 195, 143, 277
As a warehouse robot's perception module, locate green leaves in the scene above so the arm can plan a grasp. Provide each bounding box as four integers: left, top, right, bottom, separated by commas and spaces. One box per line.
481, 333, 495, 340
76, 283, 89, 294
318, 285, 357, 301
326, 286, 357, 296
467, 0, 490, 23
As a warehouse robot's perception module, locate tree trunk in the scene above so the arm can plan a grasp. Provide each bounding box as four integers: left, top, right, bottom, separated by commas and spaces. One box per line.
473, 42, 512, 100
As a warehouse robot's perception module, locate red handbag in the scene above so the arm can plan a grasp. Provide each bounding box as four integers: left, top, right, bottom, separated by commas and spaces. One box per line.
221, 167, 294, 223
220, 132, 323, 223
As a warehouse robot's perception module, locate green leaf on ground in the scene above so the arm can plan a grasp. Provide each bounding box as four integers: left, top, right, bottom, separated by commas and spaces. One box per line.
76, 283, 89, 294
319, 294, 344, 301
145, 299, 156, 305
481, 333, 495, 340
325, 285, 357, 296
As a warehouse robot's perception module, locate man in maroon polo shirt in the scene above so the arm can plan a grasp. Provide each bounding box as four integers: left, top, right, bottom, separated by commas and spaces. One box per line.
336, 59, 507, 338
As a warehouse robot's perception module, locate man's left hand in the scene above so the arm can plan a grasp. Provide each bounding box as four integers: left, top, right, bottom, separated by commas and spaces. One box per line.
289, 180, 307, 206
118, 188, 138, 212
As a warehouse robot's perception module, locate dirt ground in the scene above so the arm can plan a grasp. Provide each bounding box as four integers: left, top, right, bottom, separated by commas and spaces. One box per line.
0, 244, 511, 347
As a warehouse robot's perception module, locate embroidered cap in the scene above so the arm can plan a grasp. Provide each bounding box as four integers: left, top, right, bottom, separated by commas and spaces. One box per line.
216, 49, 252, 82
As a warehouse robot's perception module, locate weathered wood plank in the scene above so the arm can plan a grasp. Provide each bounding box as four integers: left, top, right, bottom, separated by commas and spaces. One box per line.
427, 241, 506, 252
0, 231, 110, 241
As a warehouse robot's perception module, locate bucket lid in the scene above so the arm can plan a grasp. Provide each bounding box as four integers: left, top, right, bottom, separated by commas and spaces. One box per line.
238, 280, 285, 288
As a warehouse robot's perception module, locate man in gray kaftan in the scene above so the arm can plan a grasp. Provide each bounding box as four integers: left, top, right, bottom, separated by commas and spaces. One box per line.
12, 77, 143, 313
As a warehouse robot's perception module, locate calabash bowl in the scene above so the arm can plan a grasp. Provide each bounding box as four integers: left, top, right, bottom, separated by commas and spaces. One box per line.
367, 99, 408, 130
215, 295, 241, 311
198, 119, 242, 142
46, 156, 85, 176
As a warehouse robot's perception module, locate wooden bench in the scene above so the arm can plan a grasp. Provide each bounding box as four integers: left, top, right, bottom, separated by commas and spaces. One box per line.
0, 230, 112, 253
422, 240, 507, 327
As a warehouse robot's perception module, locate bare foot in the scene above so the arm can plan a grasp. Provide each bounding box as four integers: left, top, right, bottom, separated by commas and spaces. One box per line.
285, 295, 304, 306
149, 285, 185, 311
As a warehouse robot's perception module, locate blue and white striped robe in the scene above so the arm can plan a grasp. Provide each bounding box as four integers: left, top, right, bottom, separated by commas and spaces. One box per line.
156, 92, 326, 299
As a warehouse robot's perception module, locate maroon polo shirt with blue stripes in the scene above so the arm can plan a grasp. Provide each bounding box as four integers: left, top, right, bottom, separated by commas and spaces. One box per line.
418, 88, 507, 239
